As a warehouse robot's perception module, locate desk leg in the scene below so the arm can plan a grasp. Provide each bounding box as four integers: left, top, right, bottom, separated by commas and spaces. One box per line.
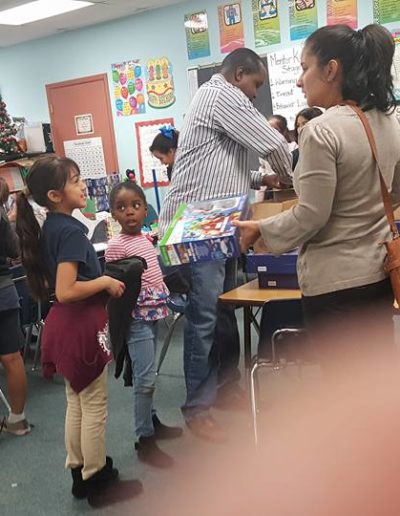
243, 306, 252, 373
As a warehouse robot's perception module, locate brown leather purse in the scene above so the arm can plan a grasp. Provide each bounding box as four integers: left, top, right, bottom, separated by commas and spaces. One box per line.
347, 103, 400, 303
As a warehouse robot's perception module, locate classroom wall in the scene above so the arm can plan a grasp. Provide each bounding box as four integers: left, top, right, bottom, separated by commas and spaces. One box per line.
0, 0, 396, 206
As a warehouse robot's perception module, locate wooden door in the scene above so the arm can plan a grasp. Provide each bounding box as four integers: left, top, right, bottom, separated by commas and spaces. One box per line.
46, 74, 118, 173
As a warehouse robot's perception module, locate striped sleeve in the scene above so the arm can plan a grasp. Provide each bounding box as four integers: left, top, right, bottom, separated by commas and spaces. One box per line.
250, 170, 264, 189
213, 89, 293, 184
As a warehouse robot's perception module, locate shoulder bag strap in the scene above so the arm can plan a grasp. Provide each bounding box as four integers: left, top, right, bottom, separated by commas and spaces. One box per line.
343, 102, 399, 238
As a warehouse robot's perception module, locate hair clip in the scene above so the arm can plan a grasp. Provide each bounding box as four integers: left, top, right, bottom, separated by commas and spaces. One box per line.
159, 125, 175, 140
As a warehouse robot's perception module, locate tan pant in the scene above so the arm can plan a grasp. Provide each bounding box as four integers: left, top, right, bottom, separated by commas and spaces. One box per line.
64, 366, 108, 480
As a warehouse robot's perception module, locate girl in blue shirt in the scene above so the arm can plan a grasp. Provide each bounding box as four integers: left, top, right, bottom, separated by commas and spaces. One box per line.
16, 157, 126, 500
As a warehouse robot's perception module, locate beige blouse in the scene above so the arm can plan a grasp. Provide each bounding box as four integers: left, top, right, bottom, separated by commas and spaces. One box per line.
259, 105, 400, 296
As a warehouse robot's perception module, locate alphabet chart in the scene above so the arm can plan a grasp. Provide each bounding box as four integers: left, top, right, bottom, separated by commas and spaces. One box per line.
64, 137, 107, 179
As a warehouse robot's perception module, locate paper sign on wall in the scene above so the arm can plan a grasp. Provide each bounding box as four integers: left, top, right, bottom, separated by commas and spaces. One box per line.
267, 45, 307, 127
218, 2, 245, 54
252, 0, 281, 48
64, 137, 107, 179
184, 11, 211, 60
75, 114, 94, 135
146, 58, 176, 109
111, 60, 146, 116
289, 0, 318, 41
327, 0, 357, 29
135, 119, 174, 187
374, 0, 400, 25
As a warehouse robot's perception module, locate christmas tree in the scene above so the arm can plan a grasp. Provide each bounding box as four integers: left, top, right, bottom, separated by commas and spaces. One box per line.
0, 96, 18, 156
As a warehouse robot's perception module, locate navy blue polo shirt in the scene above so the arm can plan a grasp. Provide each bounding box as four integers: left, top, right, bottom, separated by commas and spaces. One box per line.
43, 212, 102, 291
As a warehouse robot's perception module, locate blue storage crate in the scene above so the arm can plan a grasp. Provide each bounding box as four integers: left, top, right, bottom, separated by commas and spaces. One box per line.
246, 251, 299, 289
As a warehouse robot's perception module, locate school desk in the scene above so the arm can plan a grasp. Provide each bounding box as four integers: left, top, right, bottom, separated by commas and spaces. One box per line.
219, 279, 302, 372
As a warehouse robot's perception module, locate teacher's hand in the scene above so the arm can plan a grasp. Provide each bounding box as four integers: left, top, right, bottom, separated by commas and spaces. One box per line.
232, 220, 262, 253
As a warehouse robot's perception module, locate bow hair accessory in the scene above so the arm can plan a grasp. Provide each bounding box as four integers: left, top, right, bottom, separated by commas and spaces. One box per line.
159, 125, 175, 140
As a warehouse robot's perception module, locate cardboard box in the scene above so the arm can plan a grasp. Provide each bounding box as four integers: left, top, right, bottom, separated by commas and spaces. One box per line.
160, 195, 248, 266
250, 199, 297, 253
265, 188, 297, 202
246, 251, 299, 289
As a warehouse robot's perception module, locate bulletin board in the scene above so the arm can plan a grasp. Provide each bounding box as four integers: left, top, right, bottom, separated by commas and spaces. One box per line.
135, 118, 174, 188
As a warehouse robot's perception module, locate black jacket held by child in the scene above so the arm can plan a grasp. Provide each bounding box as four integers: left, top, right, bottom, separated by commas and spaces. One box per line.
104, 256, 147, 384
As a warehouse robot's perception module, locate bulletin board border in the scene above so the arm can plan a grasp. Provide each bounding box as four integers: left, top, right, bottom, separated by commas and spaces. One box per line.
135, 118, 174, 188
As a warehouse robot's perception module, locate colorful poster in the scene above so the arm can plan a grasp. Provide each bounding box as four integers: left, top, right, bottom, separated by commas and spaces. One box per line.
393, 30, 400, 101
267, 45, 307, 127
327, 0, 357, 29
145, 57, 176, 109
111, 60, 146, 116
135, 118, 174, 187
218, 2, 245, 54
289, 0, 318, 41
374, 0, 400, 25
184, 11, 211, 60
252, 0, 281, 47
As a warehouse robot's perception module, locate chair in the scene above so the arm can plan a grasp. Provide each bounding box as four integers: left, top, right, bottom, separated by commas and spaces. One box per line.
12, 272, 49, 371
0, 386, 11, 413
156, 294, 185, 375
250, 298, 307, 446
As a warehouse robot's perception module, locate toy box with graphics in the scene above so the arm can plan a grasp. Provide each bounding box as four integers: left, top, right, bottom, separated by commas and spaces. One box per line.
160, 195, 248, 266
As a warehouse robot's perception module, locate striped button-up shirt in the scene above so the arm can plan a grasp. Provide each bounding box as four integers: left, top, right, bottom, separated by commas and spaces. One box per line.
159, 73, 293, 235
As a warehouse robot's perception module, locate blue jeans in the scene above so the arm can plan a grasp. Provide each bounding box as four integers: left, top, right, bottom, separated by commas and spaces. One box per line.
127, 319, 157, 438
165, 259, 239, 420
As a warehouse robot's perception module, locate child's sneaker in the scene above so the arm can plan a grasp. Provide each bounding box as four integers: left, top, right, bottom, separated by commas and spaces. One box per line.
3, 418, 31, 436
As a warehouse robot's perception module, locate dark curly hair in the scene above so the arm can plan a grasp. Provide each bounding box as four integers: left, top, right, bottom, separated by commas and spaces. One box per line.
109, 181, 147, 211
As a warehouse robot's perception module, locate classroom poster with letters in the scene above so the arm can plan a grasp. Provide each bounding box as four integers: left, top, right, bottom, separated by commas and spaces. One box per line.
289, 0, 318, 41
135, 118, 174, 187
184, 11, 211, 60
64, 137, 107, 179
327, 0, 357, 29
218, 2, 245, 54
111, 60, 146, 116
373, 0, 400, 25
252, 0, 281, 47
393, 30, 400, 101
267, 45, 308, 127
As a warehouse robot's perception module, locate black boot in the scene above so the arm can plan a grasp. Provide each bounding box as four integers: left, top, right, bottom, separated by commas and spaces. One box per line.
86, 456, 119, 493
71, 466, 88, 499
152, 414, 183, 440
135, 435, 174, 468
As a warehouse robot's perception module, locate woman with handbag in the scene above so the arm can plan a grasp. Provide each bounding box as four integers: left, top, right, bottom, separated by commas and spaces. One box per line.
234, 24, 400, 368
